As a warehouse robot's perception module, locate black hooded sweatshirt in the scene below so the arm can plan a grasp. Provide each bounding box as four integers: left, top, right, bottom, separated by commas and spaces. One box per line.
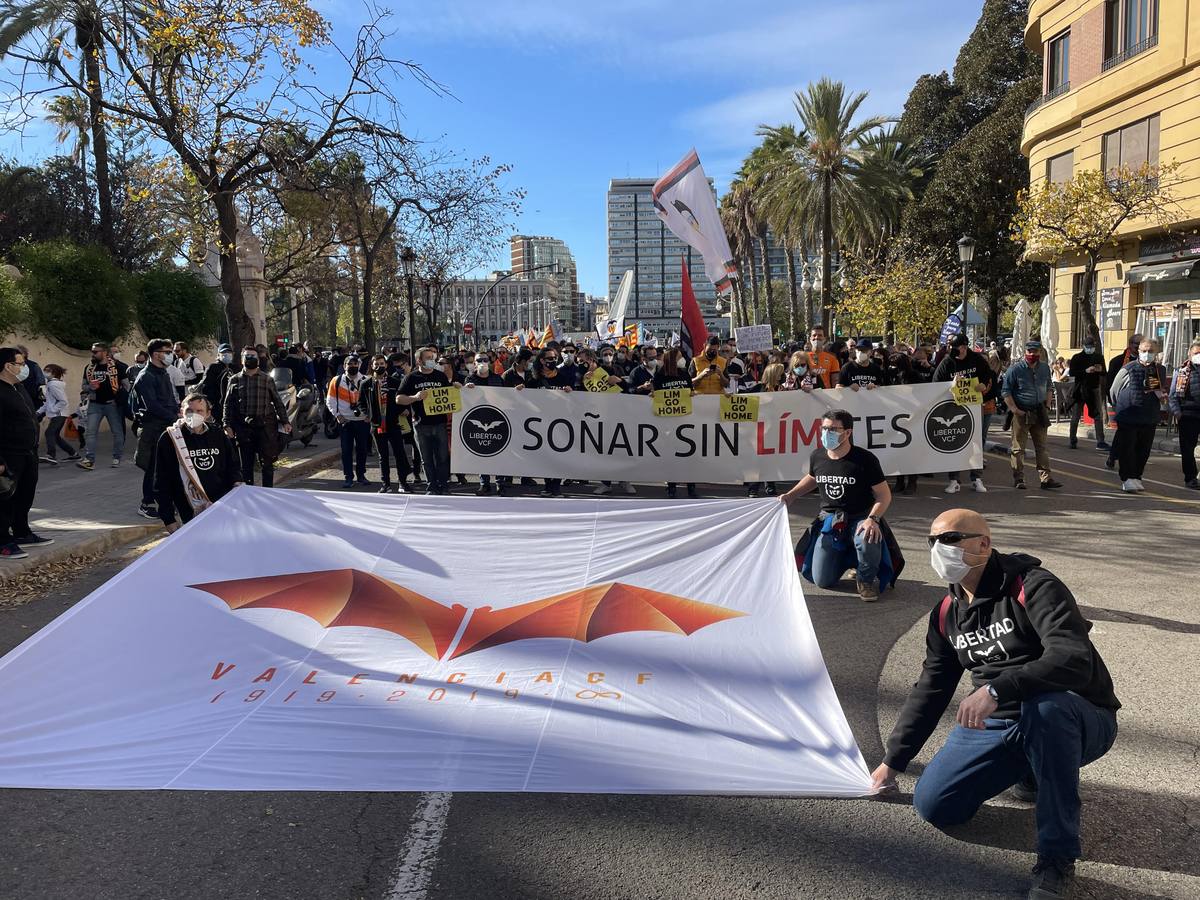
883, 551, 1120, 772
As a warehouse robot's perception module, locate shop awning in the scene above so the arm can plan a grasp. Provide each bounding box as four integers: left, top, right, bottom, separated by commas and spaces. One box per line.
1125, 260, 1197, 284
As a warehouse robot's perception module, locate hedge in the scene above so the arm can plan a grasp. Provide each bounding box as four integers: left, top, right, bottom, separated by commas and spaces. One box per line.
0, 271, 28, 337
135, 268, 222, 348
14, 241, 135, 350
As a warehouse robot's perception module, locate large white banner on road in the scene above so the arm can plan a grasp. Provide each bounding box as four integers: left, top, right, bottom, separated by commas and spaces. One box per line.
0, 487, 871, 795
452, 383, 982, 482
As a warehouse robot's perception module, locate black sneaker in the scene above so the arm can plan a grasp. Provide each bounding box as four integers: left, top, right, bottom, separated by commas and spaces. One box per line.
1009, 775, 1038, 803
686, 485, 697, 498
666, 485, 677, 498
1027, 856, 1075, 900
475, 485, 490, 496
137, 503, 159, 520
0, 541, 29, 560
1040, 479, 1063, 490
1068, 439, 1077, 449
765, 483, 778, 496
14, 533, 54, 546
1104, 457, 1115, 469
377, 484, 393, 494
747, 489, 760, 498
1014, 480, 1026, 490
1186, 479, 1200, 490
496, 483, 507, 496
521, 477, 537, 487
356, 477, 370, 486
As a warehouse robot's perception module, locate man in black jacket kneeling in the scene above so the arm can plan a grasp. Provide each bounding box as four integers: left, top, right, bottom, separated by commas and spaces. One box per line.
871, 508, 1119, 900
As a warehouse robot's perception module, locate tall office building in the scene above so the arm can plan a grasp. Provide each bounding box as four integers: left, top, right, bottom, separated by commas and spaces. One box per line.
607, 179, 726, 337
510, 235, 584, 330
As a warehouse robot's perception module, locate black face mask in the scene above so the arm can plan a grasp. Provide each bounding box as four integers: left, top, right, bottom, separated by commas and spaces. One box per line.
243, 357, 259, 370
347, 366, 360, 376
705, 350, 717, 360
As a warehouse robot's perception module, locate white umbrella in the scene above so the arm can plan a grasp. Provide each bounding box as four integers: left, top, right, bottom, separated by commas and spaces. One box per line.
1011, 297, 1031, 349
1040, 292, 1059, 361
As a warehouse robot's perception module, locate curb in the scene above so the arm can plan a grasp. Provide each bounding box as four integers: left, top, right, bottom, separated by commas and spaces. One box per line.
1, 448, 340, 584
1044, 423, 1179, 456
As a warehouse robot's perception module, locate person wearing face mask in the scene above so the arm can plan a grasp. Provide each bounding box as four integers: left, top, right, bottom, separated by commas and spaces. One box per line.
839, 339, 889, 391
872, 509, 1119, 900
627, 346, 659, 395
526, 347, 574, 497
781, 410, 902, 601
200, 343, 238, 430
173, 341, 205, 389
1168, 338, 1200, 489
154, 392, 241, 534
360, 355, 412, 494
77, 341, 129, 470
781, 350, 820, 393
805, 326, 841, 388
464, 353, 504, 495
1001, 341, 1063, 491
690, 336, 729, 395
223, 346, 292, 490
396, 346, 459, 495
325, 354, 371, 489
0, 347, 55, 560
131, 339, 185, 519
1109, 339, 1168, 493
1066, 338, 1109, 451
655, 347, 697, 498
599, 346, 619, 376
934, 334, 994, 494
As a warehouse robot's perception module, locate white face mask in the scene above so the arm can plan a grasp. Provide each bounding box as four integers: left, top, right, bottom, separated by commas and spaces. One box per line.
562, 353, 575, 365
1138, 351, 1153, 364
163, 352, 175, 365
930, 541, 982, 584
676, 358, 687, 371
856, 351, 871, 364
1192, 353, 1200, 366
645, 359, 659, 371
475, 363, 490, 376
419, 357, 435, 371
184, 412, 207, 431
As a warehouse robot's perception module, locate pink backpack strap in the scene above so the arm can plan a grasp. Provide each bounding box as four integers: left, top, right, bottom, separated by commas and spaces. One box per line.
937, 594, 954, 638
1014, 576, 1026, 607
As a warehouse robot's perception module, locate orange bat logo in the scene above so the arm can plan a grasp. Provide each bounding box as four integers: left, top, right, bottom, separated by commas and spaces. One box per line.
189, 569, 745, 660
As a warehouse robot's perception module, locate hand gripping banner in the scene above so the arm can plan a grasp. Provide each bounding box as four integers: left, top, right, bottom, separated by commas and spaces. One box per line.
0, 487, 871, 795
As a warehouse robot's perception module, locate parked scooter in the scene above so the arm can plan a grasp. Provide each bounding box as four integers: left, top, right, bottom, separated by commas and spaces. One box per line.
271, 367, 321, 447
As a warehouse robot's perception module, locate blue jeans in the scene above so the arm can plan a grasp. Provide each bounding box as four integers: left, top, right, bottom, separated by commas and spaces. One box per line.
913, 691, 1117, 860
340, 420, 370, 481
810, 521, 882, 588
85, 401, 126, 461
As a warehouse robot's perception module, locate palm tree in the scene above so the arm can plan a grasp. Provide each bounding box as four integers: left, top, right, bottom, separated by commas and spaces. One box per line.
745, 124, 807, 337
1, 0, 115, 252
758, 79, 892, 329
45, 92, 90, 196
719, 184, 755, 324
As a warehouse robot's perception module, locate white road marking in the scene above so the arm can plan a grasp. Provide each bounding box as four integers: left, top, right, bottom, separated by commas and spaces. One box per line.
385, 791, 453, 900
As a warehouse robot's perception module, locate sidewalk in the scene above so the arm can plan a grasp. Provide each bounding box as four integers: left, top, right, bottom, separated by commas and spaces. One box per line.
2, 437, 340, 582
1045, 420, 1180, 455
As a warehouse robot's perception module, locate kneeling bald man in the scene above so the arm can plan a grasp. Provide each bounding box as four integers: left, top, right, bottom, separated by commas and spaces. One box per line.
873, 508, 1120, 900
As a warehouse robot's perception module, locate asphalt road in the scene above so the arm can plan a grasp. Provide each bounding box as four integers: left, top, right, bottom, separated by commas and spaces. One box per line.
1, 433, 1197, 900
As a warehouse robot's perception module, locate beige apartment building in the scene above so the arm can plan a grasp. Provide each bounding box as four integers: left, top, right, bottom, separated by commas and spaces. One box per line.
1023, 0, 1200, 364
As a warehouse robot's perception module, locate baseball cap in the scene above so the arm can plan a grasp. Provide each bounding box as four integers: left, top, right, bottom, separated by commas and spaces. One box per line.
1025, 340, 1042, 351
855, 338, 873, 350
217, 343, 232, 353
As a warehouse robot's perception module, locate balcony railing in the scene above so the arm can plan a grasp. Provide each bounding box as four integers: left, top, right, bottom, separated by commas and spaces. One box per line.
1102, 33, 1158, 72
1026, 81, 1071, 118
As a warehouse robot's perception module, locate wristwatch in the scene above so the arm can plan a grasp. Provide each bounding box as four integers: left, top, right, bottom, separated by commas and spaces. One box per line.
867, 514, 881, 523
985, 684, 999, 701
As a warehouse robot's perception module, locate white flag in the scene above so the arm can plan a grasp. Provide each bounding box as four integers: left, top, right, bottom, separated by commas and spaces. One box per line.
597, 269, 634, 343
653, 150, 736, 295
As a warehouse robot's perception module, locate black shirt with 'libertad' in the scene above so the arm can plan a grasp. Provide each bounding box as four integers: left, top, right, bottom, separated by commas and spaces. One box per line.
809, 445, 886, 518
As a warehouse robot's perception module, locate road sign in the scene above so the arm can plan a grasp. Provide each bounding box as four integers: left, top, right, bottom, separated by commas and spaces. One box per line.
462, 322, 474, 335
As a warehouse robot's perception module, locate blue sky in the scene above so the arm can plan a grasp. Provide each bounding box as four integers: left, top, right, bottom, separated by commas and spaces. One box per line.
2, 1, 983, 297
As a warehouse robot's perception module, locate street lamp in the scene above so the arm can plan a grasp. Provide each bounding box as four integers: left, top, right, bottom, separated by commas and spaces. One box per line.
956, 236, 976, 332
400, 246, 417, 357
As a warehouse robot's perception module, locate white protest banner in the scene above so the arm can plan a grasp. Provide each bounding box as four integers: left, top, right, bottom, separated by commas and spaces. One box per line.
0, 487, 871, 796
453, 383, 981, 482
734, 324, 774, 353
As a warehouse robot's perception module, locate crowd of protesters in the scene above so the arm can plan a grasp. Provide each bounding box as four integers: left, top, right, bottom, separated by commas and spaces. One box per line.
2, 323, 1198, 561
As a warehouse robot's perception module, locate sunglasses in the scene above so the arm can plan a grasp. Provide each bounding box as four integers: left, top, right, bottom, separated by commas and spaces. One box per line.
927, 531, 984, 548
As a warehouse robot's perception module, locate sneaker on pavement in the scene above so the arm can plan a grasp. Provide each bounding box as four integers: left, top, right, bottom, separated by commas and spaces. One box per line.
686, 485, 697, 498
475, 485, 492, 496
111, 458, 121, 468
137, 503, 158, 520
1014, 480, 1027, 490
855, 578, 880, 602
1104, 457, 1116, 469
0, 541, 29, 560
341, 479, 354, 489
378, 484, 393, 494
972, 478, 987, 493
1132, 479, 1146, 492
666, 485, 677, 498
76, 458, 94, 470
1096, 441, 1111, 451
39, 455, 59, 465
944, 479, 961, 494
622, 481, 637, 495
1027, 856, 1075, 900
593, 484, 612, 495
14, 533, 54, 546
1186, 478, 1200, 489
1040, 479, 1063, 490
1121, 479, 1140, 493
65, 453, 82, 461
1068, 439, 1077, 449
1009, 775, 1038, 803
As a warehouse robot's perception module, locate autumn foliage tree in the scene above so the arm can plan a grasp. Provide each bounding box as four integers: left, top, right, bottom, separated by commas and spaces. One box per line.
838, 251, 953, 344
1012, 162, 1182, 339
7, 0, 432, 349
